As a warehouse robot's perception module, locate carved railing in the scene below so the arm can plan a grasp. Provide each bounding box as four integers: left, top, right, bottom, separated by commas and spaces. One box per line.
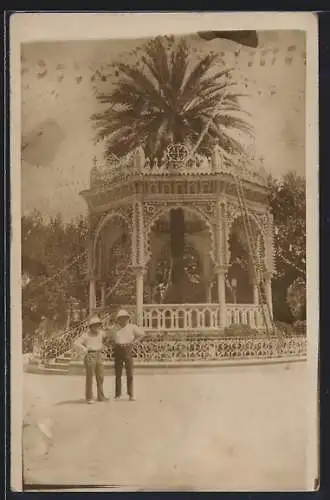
32, 303, 305, 363
34, 312, 113, 360
90, 146, 269, 189
143, 304, 220, 331
27, 313, 306, 364
93, 303, 266, 331
226, 304, 265, 329
100, 335, 306, 362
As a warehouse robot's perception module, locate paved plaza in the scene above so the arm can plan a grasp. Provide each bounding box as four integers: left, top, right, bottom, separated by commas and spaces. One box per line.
23, 362, 307, 491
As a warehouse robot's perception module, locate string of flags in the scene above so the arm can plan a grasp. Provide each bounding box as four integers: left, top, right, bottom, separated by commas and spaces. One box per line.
21, 44, 305, 84
27, 250, 88, 291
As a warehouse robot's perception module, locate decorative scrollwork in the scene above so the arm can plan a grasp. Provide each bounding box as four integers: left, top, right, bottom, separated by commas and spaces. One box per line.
116, 335, 306, 362
225, 201, 242, 226
35, 313, 112, 360
108, 153, 119, 165
116, 205, 133, 229
195, 200, 217, 221
89, 148, 269, 188
166, 143, 189, 164
225, 203, 272, 272
92, 207, 133, 272
34, 331, 306, 363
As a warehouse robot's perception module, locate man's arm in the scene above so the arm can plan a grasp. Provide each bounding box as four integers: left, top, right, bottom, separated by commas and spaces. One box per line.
103, 325, 117, 344
132, 325, 145, 343
74, 333, 88, 353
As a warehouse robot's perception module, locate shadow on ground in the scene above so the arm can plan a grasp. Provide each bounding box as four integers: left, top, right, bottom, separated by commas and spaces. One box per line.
55, 399, 87, 406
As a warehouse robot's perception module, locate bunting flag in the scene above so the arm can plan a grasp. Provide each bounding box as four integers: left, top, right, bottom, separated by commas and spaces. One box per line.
21, 37, 305, 111
37, 69, 47, 79
197, 30, 258, 48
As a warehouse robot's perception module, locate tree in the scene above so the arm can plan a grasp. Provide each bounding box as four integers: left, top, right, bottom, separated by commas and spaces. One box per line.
92, 35, 253, 302
268, 171, 306, 322
287, 276, 306, 321
22, 212, 89, 339
92, 36, 253, 160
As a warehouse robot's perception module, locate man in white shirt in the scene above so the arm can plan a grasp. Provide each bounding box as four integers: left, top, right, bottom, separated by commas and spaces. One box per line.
109, 309, 145, 401
74, 315, 108, 404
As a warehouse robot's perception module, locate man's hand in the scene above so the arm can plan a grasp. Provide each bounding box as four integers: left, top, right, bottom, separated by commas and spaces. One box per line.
74, 343, 87, 355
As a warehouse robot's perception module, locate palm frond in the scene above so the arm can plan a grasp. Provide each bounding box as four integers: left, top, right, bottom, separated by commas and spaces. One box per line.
215, 115, 254, 136
92, 35, 254, 160
143, 37, 171, 87
113, 63, 166, 110
170, 39, 189, 92
153, 116, 170, 156
180, 53, 219, 96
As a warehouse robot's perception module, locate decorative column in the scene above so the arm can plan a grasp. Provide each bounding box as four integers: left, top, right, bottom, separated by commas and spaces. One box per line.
251, 260, 259, 305
100, 282, 106, 309
264, 211, 276, 276
203, 254, 213, 303
215, 194, 228, 330
89, 279, 96, 313
264, 271, 273, 319
135, 266, 145, 326
132, 197, 145, 326
215, 266, 227, 329
88, 213, 97, 314
252, 281, 259, 305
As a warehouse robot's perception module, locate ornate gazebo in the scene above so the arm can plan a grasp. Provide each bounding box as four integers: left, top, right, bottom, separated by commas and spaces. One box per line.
80, 144, 275, 335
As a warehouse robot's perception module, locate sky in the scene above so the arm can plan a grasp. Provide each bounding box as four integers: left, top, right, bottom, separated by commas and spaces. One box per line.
21, 30, 306, 222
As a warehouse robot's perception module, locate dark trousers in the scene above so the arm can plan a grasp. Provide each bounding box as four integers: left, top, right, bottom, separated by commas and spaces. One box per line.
114, 344, 133, 397
84, 351, 105, 401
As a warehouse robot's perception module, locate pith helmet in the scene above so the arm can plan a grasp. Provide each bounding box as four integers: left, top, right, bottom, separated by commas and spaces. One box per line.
89, 315, 102, 327
115, 309, 130, 320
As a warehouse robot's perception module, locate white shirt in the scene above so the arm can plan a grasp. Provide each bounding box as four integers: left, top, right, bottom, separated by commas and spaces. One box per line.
75, 329, 107, 352
110, 323, 145, 345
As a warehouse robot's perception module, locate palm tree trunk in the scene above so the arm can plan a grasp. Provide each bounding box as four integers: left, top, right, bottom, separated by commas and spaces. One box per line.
185, 89, 228, 163
169, 208, 185, 303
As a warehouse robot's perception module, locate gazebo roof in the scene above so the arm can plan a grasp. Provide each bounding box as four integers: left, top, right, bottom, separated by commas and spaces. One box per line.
88, 144, 270, 191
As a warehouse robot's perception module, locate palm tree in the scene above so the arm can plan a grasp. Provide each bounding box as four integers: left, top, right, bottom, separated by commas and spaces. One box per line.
92, 35, 254, 303
92, 35, 253, 160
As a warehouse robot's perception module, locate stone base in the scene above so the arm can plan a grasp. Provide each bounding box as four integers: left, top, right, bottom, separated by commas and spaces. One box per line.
24, 356, 307, 376
25, 335, 307, 375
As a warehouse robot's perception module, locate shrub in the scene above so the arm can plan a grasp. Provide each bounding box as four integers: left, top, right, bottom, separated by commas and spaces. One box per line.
293, 320, 307, 336
274, 321, 294, 337
287, 277, 306, 321
224, 323, 259, 337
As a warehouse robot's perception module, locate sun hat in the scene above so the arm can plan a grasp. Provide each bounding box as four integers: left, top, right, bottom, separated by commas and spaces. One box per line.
115, 309, 130, 320
89, 315, 102, 327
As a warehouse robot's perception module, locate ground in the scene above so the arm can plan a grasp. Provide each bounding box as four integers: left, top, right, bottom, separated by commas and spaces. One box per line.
23, 362, 307, 491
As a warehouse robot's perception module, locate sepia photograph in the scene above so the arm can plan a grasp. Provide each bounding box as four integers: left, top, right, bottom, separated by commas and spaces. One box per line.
10, 12, 318, 492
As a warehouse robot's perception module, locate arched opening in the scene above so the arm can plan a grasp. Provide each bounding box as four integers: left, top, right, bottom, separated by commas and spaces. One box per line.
94, 215, 135, 306
227, 216, 265, 304
145, 207, 212, 304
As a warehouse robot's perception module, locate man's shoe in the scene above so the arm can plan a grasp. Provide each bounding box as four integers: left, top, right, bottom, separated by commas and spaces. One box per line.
86, 400, 94, 405
114, 396, 120, 401
128, 396, 135, 401
97, 396, 108, 402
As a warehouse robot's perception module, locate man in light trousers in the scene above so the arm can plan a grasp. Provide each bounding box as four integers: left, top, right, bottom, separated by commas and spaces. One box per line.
109, 309, 145, 401
74, 315, 108, 404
